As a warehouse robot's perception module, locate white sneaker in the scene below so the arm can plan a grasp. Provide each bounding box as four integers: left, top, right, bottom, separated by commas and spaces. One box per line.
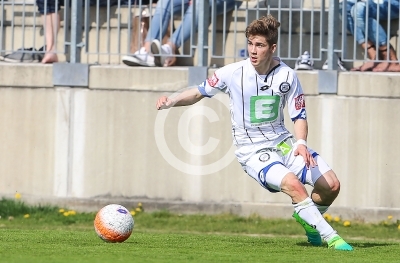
322, 57, 347, 71
295, 51, 313, 70
150, 39, 173, 67
122, 47, 155, 67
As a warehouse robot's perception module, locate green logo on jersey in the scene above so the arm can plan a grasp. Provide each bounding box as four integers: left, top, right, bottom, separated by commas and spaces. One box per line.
277, 141, 291, 156
250, 95, 280, 125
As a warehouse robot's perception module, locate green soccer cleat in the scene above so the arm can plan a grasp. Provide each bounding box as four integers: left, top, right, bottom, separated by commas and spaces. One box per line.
292, 212, 322, 246
327, 235, 354, 251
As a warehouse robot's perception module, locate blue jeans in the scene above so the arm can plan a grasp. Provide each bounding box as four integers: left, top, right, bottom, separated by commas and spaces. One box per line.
146, 0, 236, 48
340, 0, 400, 47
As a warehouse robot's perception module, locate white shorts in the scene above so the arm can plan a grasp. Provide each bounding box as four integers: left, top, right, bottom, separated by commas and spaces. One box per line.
236, 137, 331, 193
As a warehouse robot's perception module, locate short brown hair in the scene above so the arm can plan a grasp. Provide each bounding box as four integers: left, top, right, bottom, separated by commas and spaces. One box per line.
245, 14, 281, 46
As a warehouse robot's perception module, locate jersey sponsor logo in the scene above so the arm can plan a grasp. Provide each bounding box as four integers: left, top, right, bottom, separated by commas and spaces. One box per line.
250, 95, 280, 126
259, 153, 270, 162
294, 94, 305, 110
207, 73, 219, 87
279, 82, 291, 94
276, 141, 292, 156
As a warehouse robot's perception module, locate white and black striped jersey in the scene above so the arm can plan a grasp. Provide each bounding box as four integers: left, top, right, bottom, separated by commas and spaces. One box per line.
198, 57, 307, 147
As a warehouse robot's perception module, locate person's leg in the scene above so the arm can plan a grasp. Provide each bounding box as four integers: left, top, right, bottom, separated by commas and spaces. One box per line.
150, 0, 190, 66
279, 170, 352, 250
366, 0, 400, 71
339, 0, 357, 35
349, 2, 380, 71
243, 145, 352, 250
144, 0, 188, 52
310, 170, 340, 209
36, 0, 60, 63
41, 12, 60, 63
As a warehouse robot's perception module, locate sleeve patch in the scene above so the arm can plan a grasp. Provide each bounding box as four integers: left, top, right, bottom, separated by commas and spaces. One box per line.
207, 72, 219, 87
294, 94, 305, 110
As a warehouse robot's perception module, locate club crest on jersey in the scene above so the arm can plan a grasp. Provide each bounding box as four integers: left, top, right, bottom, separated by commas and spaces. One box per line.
207, 73, 219, 87
294, 94, 305, 110
259, 153, 270, 162
279, 82, 291, 94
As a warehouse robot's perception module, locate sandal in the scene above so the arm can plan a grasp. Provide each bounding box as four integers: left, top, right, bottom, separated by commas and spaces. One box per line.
351, 45, 376, 71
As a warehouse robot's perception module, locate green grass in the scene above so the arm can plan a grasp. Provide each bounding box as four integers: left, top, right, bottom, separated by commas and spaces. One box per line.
1, 198, 400, 263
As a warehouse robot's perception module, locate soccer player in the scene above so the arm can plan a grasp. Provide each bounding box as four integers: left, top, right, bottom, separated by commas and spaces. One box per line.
155, 15, 353, 251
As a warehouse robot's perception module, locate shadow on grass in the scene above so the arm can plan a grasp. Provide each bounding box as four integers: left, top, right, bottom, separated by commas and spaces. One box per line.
295, 241, 397, 248
351, 242, 398, 248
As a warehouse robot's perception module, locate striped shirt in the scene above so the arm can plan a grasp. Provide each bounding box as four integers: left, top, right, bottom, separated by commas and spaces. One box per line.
198, 57, 307, 147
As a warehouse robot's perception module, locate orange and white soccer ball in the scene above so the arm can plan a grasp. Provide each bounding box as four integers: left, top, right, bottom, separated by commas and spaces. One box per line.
94, 204, 134, 243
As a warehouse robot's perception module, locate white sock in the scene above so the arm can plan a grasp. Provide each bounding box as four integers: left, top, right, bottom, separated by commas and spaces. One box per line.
315, 203, 330, 214
293, 197, 338, 241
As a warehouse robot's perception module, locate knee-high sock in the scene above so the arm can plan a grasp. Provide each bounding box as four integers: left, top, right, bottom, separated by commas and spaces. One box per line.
293, 197, 337, 241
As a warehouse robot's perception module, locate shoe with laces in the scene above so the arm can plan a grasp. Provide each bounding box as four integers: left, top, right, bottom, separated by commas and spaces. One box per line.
292, 212, 322, 246
122, 47, 155, 67
150, 39, 173, 67
322, 56, 347, 71
327, 235, 353, 251
295, 51, 313, 70
3, 47, 41, 63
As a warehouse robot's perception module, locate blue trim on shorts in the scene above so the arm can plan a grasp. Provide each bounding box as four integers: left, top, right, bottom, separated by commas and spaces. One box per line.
300, 166, 307, 184
259, 161, 283, 193
299, 153, 318, 184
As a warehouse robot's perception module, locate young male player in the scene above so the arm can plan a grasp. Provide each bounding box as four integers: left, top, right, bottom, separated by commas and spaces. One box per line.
155, 14, 353, 251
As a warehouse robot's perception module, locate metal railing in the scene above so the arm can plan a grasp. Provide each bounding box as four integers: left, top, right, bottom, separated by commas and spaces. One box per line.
1, 0, 399, 71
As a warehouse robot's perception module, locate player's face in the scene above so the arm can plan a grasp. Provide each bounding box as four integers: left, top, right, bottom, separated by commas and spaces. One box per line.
247, 35, 276, 69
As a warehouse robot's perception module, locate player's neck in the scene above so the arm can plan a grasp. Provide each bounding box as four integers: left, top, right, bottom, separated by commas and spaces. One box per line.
254, 57, 278, 76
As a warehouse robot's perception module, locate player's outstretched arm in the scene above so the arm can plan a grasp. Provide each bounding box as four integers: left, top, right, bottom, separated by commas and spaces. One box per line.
156, 88, 204, 110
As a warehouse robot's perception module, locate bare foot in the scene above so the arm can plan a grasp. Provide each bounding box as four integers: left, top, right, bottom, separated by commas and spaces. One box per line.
372, 62, 389, 72
162, 42, 177, 67
164, 56, 176, 67
351, 61, 376, 71
388, 63, 400, 72
41, 52, 58, 64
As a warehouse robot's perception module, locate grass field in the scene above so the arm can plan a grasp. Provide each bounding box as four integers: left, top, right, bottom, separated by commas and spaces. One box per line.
1, 198, 400, 263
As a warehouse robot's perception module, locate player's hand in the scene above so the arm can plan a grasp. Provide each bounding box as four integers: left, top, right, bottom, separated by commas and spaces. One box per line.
156, 96, 174, 110
294, 144, 317, 169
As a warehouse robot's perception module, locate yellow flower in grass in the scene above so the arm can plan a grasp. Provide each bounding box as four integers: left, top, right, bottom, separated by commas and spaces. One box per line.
23, 214, 30, 218
398, 224, 400, 230
63, 212, 70, 217
135, 207, 142, 212
334, 216, 341, 222
323, 214, 332, 222
59, 209, 65, 213
388, 215, 393, 220
68, 210, 76, 215
138, 203, 142, 207
14, 192, 21, 199
343, 221, 351, 227
130, 211, 136, 216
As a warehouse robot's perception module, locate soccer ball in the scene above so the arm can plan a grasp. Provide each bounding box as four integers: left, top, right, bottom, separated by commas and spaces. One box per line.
94, 204, 134, 243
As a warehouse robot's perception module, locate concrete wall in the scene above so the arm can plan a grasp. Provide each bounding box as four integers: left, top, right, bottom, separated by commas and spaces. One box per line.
0, 63, 400, 223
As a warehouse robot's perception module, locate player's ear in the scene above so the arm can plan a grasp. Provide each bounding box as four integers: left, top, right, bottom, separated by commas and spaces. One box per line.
271, 44, 277, 53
